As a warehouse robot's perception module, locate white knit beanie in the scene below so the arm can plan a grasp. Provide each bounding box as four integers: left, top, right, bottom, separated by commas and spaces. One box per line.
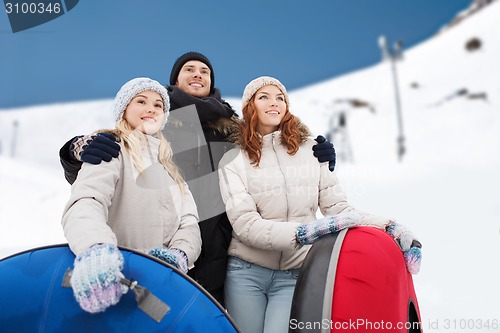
241, 76, 289, 111
113, 77, 170, 129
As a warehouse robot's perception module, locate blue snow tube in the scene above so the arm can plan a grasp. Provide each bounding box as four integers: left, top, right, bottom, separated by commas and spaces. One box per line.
0, 244, 239, 333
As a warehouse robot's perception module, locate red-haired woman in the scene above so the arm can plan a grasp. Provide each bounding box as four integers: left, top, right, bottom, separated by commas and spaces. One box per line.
218, 76, 421, 333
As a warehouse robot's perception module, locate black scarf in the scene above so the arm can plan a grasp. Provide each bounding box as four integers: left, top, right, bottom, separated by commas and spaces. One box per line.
167, 86, 235, 124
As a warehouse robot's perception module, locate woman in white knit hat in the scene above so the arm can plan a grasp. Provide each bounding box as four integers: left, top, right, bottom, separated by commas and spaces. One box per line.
61, 77, 201, 314
218, 76, 422, 333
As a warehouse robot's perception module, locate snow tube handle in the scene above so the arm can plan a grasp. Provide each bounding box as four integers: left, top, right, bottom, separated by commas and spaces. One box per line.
62, 268, 170, 323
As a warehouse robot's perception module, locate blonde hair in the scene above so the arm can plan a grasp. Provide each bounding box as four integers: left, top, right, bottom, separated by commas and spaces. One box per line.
99, 119, 186, 193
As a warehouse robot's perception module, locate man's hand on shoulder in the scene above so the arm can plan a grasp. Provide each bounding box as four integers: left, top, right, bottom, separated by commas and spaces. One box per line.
70, 132, 120, 164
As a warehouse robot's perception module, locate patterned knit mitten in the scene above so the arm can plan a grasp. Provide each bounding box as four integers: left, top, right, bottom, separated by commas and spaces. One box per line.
385, 222, 418, 252
386, 222, 422, 274
404, 246, 422, 275
296, 212, 360, 245
149, 248, 188, 273
70, 244, 128, 313
70, 132, 120, 164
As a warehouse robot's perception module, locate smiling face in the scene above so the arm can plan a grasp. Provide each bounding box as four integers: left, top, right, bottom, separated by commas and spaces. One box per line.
253, 85, 287, 136
123, 90, 165, 134
175, 60, 211, 97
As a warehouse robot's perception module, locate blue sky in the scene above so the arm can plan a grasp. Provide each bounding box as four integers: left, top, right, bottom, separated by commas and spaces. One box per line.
0, 0, 471, 108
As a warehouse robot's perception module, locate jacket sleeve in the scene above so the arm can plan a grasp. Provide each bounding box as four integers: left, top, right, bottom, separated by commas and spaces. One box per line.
59, 137, 83, 185
166, 184, 201, 268
318, 162, 393, 229
61, 155, 121, 256
218, 151, 302, 251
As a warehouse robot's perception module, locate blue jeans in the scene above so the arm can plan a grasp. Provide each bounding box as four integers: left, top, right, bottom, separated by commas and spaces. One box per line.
224, 256, 299, 333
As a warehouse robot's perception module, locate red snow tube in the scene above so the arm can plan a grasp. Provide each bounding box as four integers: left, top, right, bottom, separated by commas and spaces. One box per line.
290, 227, 422, 333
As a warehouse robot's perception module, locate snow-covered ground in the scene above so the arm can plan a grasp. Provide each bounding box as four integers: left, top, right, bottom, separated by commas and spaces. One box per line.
1, 1, 499, 331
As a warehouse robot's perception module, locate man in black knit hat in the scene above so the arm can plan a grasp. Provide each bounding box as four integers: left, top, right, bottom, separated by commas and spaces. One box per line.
58, 51, 337, 306
170, 51, 215, 96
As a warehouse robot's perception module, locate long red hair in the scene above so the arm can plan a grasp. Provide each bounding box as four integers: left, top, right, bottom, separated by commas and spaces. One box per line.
240, 92, 302, 166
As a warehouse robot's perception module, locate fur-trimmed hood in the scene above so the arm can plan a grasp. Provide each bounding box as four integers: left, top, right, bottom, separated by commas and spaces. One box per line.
228, 117, 311, 146
165, 112, 240, 140
206, 114, 241, 137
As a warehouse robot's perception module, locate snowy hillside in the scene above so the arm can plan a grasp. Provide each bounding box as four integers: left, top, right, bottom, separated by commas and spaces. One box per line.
0, 100, 116, 254
1, 1, 499, 330
285, 1, 500, 325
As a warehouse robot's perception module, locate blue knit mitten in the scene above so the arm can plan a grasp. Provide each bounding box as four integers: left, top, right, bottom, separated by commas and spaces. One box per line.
296, 212, 360, 245
385, 222, 418, 251
70, 244, 128, 313
148, 248, 188, 273
386, 222, 422, 274
404, 246, 422, 275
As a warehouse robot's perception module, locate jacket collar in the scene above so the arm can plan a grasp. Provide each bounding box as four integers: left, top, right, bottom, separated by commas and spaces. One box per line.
230, 120, 311, 146
167, 86, 236, 123
261, 131, 281, 147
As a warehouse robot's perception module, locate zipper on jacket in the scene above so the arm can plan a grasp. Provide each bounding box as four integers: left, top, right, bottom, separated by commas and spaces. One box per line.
271, 132, 289, 271
196, 131, 202, 173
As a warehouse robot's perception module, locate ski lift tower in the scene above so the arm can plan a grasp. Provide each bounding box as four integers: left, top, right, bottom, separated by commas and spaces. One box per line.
11, 120, 19, 158
327, 106, 353, 163
378, 35, 406, 161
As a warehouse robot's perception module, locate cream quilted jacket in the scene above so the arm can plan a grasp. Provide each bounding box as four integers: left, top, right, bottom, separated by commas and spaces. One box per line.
62, 136, 201, 267
219, 130, 391, 270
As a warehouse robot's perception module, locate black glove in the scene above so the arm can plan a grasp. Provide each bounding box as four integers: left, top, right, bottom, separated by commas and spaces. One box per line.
70, 132, 120, 165
313, 135, 336, 171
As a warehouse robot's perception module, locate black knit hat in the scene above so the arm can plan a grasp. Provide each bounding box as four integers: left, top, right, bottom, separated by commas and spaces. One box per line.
169, 52, 215, 94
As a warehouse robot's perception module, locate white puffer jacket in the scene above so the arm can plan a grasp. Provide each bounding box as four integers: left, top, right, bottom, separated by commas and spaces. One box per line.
62, 135, 201, 267
219, 130, 392, 270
